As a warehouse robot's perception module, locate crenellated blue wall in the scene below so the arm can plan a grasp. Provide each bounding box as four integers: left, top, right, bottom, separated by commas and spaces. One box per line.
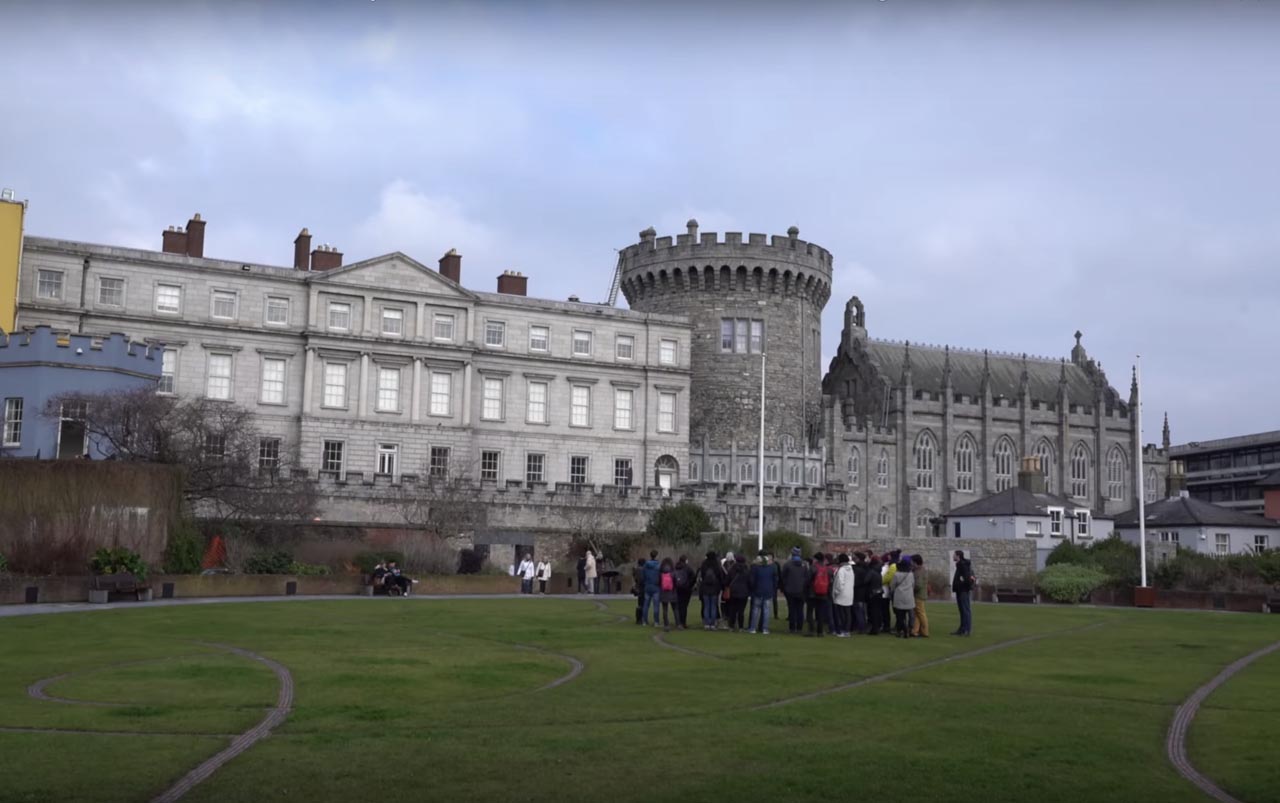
0, 326, 162, 458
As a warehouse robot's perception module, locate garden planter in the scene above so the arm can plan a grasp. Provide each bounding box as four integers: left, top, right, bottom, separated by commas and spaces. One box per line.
1133, 586, 1156, 608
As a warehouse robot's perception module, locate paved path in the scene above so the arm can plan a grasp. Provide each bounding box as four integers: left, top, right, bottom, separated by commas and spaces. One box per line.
1166, 639, 1280, 803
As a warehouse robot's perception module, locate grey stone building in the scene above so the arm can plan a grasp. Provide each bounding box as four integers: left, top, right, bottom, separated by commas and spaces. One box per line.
619, 221, 845, 537
822, 296, 1171, 540
14, 215, 692, 499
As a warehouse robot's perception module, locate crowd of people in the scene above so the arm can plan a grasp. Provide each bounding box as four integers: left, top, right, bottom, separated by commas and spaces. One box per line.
626, 547, 978, 638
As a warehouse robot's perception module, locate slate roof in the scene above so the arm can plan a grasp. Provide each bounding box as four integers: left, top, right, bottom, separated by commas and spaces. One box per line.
1113, 495, 1280, 529
946, 487, 1106, 519
864, 340, 1111, 408
1255, 469, 1280, 488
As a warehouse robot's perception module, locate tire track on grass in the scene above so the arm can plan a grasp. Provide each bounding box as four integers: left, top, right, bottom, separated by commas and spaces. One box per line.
751, 621, 1106, 711
1166, 639, 1280, 803
652, 630, 726, 660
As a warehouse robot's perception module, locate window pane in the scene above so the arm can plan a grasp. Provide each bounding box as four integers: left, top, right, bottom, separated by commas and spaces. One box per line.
659, 338, 676, 364
720, 320, 733, 351
571, 386, 590, 427
614, 389, 633, 429
615, 335, 634, 360
485, 321, 505, 347
377, 367, 401, 411
3, 398, 23, 446
433, 314, 455, 341
750, 320, 763, 353
328, 302, 351, 330
735, 319, 747, 353
266, 297, 290, 325
526, 453, 544, 483
37, 270, 64, 300
159, 349, 177, 394
323, 363, 347, 407
98, 277, 123, 306
482, 378, 503, 420
481, 450, 501, 482
212, 291, 237, 319
322, 440, 344, 472
572, 330, 591, 356
381, 308, 403, 335
658, 392, 676, 433
430, 372, 452, 416
527, 381, 547, 423
260, 358, 286, 404
530, 326, 549, 351
206, 354, 232, 400
156, 284, 181, 313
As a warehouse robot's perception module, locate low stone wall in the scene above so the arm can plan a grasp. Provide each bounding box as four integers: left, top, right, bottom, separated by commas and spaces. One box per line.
821, 538, 1038, 588
2, 573, 521, 605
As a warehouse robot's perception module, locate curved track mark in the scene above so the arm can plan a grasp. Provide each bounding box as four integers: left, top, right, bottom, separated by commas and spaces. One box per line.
149, 643, 293, 803
27, 653, 209, 707
589, 598, 630, 625
513, 644, 584, 691
1166, 639, 1280, 803
751, 622, 1105, 711
652, 631, 725, 660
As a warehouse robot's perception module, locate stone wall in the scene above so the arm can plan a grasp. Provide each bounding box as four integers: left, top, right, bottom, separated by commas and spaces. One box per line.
820, 537, 1039, 587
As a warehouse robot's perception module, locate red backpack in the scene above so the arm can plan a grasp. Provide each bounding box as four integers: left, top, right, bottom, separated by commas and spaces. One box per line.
661, 572, 674, 592
812, 566, 831, 597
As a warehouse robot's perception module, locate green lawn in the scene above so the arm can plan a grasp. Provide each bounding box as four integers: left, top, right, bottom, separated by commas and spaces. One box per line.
0, 598, 1276, 803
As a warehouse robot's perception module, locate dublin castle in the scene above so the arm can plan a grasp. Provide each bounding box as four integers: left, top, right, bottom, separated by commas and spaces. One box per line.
5, 204, 1169, 542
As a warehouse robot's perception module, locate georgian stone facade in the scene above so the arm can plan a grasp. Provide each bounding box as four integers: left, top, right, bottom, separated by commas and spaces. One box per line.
15, 227, 692, 498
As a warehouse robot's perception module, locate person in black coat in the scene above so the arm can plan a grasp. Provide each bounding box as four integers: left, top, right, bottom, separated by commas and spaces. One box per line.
852, 552, 870, 634
697, 552, 726, 630
779, 547, 811, 634
673, 554, 696, 629
865, 556, 884, 635
952, 550, 977, 636
726, 553, 751, 632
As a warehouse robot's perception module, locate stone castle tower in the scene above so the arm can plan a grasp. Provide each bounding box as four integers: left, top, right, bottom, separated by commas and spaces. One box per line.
619, 221, 833, 489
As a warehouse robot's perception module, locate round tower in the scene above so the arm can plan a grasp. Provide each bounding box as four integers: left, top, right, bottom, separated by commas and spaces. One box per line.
619, 222, 833, 467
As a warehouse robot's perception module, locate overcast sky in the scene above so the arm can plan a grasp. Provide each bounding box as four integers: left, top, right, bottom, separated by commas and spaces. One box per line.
4, 0, 1277, 443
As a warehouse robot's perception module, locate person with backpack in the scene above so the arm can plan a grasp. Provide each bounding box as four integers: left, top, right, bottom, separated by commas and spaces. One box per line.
910, 554, 929, 637
779, 547, 810, 634
891, 557, 916, 637
641, 550, 662, 626
673, 555, 695, 629
952, 549, 976, 636
832, 553, 855, 638
658, 557, 679, 630
852, 552, 870, 634
726, 553, 751, 632
806, 552, 833, 637
747, 552, 777, 635
697, 551, 725, 630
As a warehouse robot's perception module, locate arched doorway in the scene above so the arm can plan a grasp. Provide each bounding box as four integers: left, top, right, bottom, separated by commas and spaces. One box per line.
654, 455, 678, 494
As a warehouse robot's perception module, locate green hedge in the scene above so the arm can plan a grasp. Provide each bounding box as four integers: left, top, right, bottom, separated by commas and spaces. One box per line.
89, 547, 148, 581
1037, 564, 1109, 603
1044, 536, 1140, 587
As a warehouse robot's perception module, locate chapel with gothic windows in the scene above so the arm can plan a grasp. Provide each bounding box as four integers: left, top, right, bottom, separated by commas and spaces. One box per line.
821, 296, 1172, 539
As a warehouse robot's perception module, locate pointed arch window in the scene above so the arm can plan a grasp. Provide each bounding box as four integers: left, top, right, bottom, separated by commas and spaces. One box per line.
765, 462, 779, 483
876, 449, 889, 488
806, 465, 819, 485
847, 447, 860, 487
916, 509, 936, 531
914, 431, 936, 490
1106, 446, 1126, 501
876, 507, 890, 528
1070, 443, 1090, 499
848, 506, 860, 526
955, 435, 975, 493
1145, 467, 1159, 502
1034, 440, 1055, 492
711, 461, 726, 482
788, 462, 801, 484
993, 438, 1015, 492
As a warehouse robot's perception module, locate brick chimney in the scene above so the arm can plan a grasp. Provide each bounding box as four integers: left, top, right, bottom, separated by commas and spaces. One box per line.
1017, 456, 1047, 494
496, 270, 527, 296
310, 244, 343, 272
293, 228, 312, 271
438, 249, 461, 284
184, 213, 206, 258
161, 225, 188, 255
1166, 460, 1187, 499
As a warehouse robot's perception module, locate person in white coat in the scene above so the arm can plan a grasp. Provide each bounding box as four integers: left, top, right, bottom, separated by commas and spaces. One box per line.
517, 554, 536, 595
584, 549, 598, 594
832, 553, 856, 638
535, 558, 552, 594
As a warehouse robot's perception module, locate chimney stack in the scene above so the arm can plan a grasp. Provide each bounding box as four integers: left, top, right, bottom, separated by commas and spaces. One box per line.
161, 225, 188, 255
1166, 459, 1187, 499
438, 249, 461, 284
310, 244, 343, 272
294, 228, 312, 271
184, 213, 206, 258
1017, 456, 1047, 495
496, 270, 527, 296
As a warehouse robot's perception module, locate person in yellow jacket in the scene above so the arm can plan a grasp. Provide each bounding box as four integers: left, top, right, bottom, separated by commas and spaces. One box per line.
878, 552, 898, 634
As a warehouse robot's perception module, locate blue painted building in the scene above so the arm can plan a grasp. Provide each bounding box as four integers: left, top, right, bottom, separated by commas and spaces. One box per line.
0, 325, 162, 458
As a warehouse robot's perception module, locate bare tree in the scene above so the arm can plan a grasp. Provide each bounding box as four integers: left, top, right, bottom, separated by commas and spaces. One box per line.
394, 466, 489, 541
43, 388, 317, 528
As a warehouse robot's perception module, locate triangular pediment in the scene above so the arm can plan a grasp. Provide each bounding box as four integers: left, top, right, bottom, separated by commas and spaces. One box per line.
309, 252, 474, 299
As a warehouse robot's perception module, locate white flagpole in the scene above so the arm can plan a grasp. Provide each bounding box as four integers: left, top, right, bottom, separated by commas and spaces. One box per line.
1136, 355, 1148, 588
758, 352, 766, 553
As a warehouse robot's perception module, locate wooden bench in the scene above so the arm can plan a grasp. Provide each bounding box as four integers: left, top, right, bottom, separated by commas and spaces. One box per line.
362, 574, 403, 597
89, 573, 153, 603
995, 586, 1038, 604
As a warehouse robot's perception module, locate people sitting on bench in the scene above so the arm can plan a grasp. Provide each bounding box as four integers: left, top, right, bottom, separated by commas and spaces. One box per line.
386, 561, 416, 596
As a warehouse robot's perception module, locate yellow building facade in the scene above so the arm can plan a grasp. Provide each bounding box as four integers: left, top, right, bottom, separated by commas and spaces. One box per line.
0, 195, 25, 333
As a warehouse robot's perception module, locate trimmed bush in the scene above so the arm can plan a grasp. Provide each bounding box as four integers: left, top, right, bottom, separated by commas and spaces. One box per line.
1045, 540, 1091, 568
162, 520, 204, 575
243, 550, 294, 575
646, 502, 712, 547
1153, 548, 1280, 593
1043, 535, 1141, 588
89, 547, 148, 581
763, 530, 810, 559
1037, 564, 1109, 603
288, 561, 331, 576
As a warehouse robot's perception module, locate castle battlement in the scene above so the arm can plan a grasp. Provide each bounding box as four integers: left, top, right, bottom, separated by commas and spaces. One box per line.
619, 222, 833, 275
0, 325, 161, 367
